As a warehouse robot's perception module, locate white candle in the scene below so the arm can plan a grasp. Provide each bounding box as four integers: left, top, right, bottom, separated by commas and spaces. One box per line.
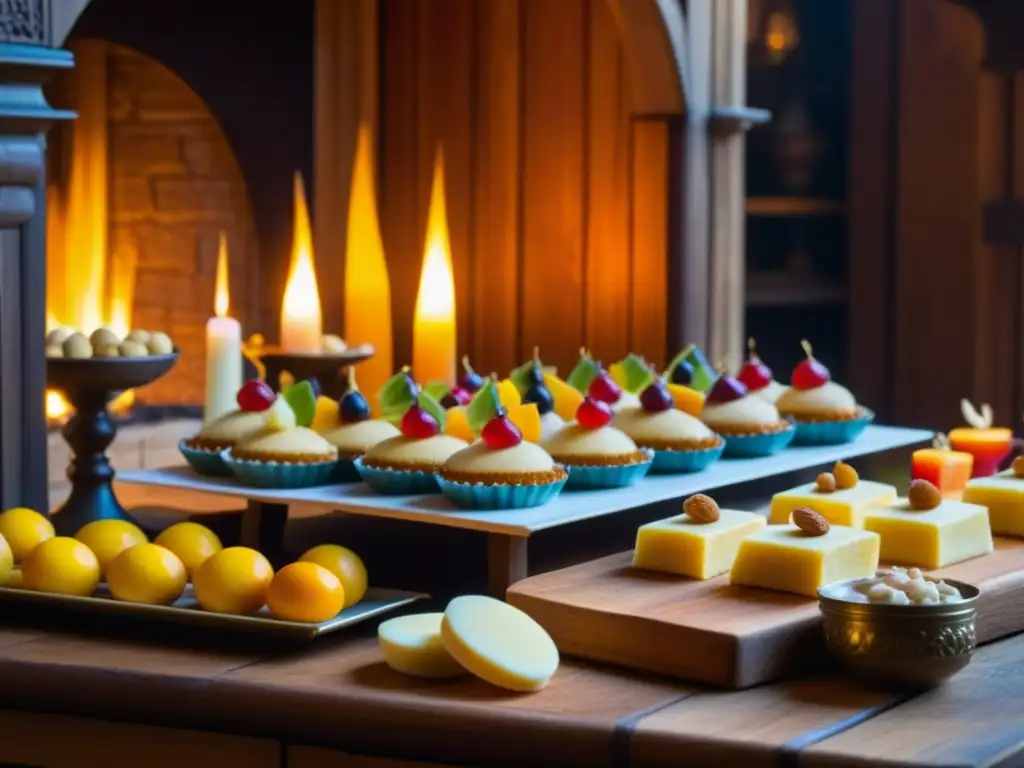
204, 232, 243, 423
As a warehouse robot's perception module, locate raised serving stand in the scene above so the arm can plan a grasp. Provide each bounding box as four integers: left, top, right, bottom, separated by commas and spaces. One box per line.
119, 425, 931, 595
507, 538, 1024, 689
257, 348, 373, 399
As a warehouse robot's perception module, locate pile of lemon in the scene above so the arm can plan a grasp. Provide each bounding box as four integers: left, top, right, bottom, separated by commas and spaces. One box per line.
0, 507, 367, 623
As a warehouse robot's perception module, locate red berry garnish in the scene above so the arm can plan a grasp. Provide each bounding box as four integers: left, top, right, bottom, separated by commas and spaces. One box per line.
588, 371, 622, 404
576, 396, 613, 430
639, 380, 674, 413
707, 375, 748, 404
737, 338, 773, 391
482, 413, 523, 450
451, 386, 472, 406
792, 339, 831, 390
400, 405, 439, 439
237, 379, 276, 412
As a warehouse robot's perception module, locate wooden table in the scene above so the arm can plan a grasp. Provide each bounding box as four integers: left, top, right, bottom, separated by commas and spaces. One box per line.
0, 620, 1021, 768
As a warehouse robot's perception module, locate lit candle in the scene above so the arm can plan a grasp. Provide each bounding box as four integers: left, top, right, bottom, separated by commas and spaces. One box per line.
280, 171, 323, 354
343, 124, 393, 405
948, 398, 1013, 478
412, 149, 457, 385
911, 433, 974, 500
204, 232, 243, 423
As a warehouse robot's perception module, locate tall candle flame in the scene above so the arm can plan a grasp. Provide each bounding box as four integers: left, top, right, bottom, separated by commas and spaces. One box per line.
214, 231, 229, 318
414, 150, 456, 322
280, 171, 323, 352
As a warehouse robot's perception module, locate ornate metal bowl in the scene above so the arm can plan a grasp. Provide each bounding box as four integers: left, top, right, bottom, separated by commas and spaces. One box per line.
818, 577, 980, 688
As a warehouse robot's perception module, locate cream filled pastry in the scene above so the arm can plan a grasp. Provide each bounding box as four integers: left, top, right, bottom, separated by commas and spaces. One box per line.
737, 339, 786, 404
323, 419, 400, 459
613, 402, 720, 451
232, 425, 338, 463
543, 411, 649, 467
702, 373, 790, 436
187, 409, 268, 451
363, 433, 468, 472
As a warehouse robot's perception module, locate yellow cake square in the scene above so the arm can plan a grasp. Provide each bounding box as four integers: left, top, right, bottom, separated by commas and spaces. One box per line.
768, 480, 897, 527
863, 498, 992, 569
633, 509, 766, 580
730, 525, 880, 597
963, 470, 1024, 537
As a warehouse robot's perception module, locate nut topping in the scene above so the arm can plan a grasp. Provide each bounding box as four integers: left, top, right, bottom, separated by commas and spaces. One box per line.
907, 478, 942, 511
833, 461, 859, 490
816, 472, 836, 493
683, 494, 720, 524
793, 507, 829, 536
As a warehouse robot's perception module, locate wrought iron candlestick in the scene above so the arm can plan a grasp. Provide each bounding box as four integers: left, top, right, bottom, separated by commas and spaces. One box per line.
47, 352, 179, 536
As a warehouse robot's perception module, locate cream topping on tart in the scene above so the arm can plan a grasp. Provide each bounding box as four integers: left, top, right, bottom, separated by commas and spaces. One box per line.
232, 426, 338, 461
363, 434, 469, 469
542, 423, 639, 460
702, 394, 782, 430
443, 440, 555, 474
193, 409, 267, 446
612, 405, 716, 443
776, 381, 858, 417
323, 419, 400, 455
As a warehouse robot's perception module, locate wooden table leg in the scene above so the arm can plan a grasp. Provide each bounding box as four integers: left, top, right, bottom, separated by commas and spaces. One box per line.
240, 501, 288, 564
487, 534, 528, 598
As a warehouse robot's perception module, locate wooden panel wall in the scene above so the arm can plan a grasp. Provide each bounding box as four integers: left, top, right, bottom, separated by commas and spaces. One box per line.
379, 0, 668, 378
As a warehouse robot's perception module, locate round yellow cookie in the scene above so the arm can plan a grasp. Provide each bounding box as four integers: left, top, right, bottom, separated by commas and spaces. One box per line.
440, 595, 559, 692
379, 613, 466, 679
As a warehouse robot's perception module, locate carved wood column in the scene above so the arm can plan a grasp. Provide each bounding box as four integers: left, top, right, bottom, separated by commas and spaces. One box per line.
0, 1, 76, 511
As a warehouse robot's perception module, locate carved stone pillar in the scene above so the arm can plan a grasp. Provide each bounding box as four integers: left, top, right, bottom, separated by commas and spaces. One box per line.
0, 1, 76, 512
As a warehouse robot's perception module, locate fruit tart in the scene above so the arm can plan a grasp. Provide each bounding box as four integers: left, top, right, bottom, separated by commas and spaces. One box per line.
566, 348, 640, 413
612, 352, 704, 417
508, 348, 566, 439
357, 371, 469, 494
775, 340, 874, 445
612, 376, 724, 473
221, 381, 341, 488
542, 395, 653, 489
701, 369, 794, 457
436, 381, 568, 509
179, 378, 273, 476
321, 368, 400, 480
737, 338, 786, 404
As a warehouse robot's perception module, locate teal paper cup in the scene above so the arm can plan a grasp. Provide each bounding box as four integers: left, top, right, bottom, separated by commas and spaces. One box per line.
354, 457, 440, 495
332, 457, 363, 483
436, 473, 568, 510
649, 440, 725, 474
791, 409, 875, 446
722, 426, 795, 458
178, 439, 232, 477
221, 450, 339, 489
563, 450, 654, 490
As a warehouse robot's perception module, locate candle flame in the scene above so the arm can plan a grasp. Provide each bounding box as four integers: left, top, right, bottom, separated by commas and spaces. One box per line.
280, 171, 323, 350
214, 231, 230, 318
414, 149, 456, 323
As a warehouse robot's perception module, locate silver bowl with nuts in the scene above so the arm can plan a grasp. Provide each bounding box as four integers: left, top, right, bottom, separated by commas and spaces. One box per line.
818, 567, 980, 688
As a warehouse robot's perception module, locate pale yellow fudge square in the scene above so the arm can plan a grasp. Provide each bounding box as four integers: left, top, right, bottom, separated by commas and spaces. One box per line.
730, 525, 880, 597
633, 509, 766, 579
963, 470, 1024, 537
768, 480, 898, 527
863, 498, 993, 569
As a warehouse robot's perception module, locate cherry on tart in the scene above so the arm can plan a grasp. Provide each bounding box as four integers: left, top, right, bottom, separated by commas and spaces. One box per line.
237, 379, 275, 412
792, 339, 831, 390
737, 338, 773, 392
639, 379, 674, 413
576, 396, 613, 430
707, 373, 748, 404
587, 370, 622, 405
400, 404, 440, 439
481, 411, 523, 450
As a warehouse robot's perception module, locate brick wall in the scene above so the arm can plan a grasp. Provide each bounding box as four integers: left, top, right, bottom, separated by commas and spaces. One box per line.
107, 44, 257, 405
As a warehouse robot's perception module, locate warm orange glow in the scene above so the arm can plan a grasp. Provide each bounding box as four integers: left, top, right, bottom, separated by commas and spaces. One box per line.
412, 149, 457, 384
280, 171, 323, 353
214, 230, 230, 318
765, 11, 799, 62
343, 125, 393, 408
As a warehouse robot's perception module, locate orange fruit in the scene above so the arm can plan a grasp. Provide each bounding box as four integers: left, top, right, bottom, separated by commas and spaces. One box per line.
507, 403, 542, 443
667, 383, 705, 417
106, 543, 187, 605
543, 372, 585, 422
0, 507, 54, 563
311, 396, 340, 431
192, 547, 274, 615
299, 544, 368, 608
154, 522, 222, 579
20, 537, 100, 597
497, 379, 521, 408
444, 406, 476, 442
266, 562, 345, 623
74, 519, 147, 577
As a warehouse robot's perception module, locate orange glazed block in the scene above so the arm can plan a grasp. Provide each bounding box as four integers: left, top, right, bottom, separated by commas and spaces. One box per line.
667, 383, 705, 418
911, 448, 973, 498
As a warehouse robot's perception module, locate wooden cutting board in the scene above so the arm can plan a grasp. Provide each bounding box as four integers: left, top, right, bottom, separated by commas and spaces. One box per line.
506, 537, 1024, 688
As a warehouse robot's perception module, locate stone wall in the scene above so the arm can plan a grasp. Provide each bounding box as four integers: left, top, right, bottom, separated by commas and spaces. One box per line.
107, 44, 257, 404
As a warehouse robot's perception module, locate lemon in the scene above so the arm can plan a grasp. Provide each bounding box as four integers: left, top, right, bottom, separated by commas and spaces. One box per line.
21, 537, 100, 597
0, 507, 54, 563
154, 522, 222, 578
74, 519, 147, 577
193, 547, 274, 615
0, 533, 12, 586
106, 543, 187, 605
299, 544, 368, 608
5, 568, 23, 589
266, 562, 344, 623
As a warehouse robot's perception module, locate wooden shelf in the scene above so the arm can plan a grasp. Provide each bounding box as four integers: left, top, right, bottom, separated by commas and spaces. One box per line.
745, 272, 847, 308
746, 197, 846, 216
